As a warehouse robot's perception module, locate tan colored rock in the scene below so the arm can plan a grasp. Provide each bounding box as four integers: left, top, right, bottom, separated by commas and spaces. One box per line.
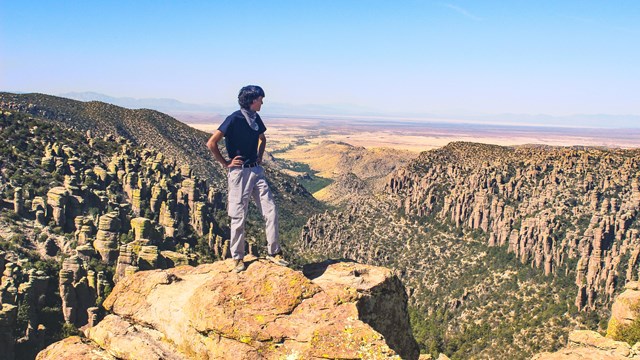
130, 217, 153, 242
303, 261, 420, 358
0, 303, 18, 360
86, 315, 185, 360
94, 212, 121, 263
47, 187, 69, 227
137, 246, 159, 270
59, 256, 96, 327
178, 178, 197, 208
180, 164, 192, 178
63, 174, 80, 193
158, 200, 177, 238
532, 330, 635, 360
97, 212, 120, 232
55, 259, 421, 359
75, 244, 96, 262
608, 282, 640, 339
74, 216, 94, 245
93, 165, 109, 183
114, 245, 135, 284
36, 336, 115, 360
13, 187, 24, 215
149, 183, 165, 213
190, 201, 206, 236
41, 155, 54, 171
160, 250, 189, 268
131, 188, 142, 215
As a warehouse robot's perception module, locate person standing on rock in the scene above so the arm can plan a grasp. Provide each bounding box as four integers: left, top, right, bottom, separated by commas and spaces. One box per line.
206, 85, 288, 273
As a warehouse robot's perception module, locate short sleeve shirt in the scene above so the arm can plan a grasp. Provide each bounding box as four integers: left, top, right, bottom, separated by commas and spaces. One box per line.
217, 110, 267, 164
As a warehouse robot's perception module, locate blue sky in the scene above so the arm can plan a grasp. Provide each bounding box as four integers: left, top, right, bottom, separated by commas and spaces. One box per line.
1, 1, 639, 124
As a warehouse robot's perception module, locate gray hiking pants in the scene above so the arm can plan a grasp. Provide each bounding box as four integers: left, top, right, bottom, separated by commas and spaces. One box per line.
227, 165, 280, 259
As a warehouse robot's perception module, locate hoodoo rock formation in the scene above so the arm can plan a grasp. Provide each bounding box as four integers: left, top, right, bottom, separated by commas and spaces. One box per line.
37, 259, 420, 360
298, 142, 640, 357
0, 97, 321, 358
302, 143, 640, 311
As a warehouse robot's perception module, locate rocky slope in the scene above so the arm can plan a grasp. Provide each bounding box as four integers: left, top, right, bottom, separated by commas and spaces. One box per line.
0, 92, 219, 183
276, 140, 416, 203
0, 92, 320, 236
36, 259, 420, 360
0, 105, 320, 359
297, 141, 640, 358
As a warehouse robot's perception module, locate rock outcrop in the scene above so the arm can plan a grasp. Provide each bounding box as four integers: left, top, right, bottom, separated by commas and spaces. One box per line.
608, 281, 640, 340
301, 143, 640, 312
93, 212, 121, 263
1, 253, 52, 360
533, 280, 640, 359
532, 330, 639, 360
37, 259, 420, 360
297, 142, 640, 357
59, 256, 97, 327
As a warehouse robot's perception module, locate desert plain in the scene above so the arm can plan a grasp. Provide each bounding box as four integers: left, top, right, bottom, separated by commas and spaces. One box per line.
181, 113, 640, 153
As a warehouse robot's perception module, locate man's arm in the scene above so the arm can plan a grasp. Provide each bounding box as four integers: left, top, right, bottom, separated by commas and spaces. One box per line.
257, 133, 267, 164
207, 130, 243, 168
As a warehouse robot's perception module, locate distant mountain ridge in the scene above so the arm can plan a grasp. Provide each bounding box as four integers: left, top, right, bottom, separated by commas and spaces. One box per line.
59, 91, 228, 113
57, 91, 377, 118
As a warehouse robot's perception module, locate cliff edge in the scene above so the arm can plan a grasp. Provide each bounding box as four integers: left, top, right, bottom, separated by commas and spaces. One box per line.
36, 258, 420, 359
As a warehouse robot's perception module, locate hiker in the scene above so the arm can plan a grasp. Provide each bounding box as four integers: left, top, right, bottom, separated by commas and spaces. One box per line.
206, 85, 288, 272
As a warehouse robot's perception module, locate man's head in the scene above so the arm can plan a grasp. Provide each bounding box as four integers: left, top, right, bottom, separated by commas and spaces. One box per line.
238, 85, 265, 111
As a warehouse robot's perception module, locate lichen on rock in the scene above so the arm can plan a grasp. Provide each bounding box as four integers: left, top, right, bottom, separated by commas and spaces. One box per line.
37, 259, 420, 359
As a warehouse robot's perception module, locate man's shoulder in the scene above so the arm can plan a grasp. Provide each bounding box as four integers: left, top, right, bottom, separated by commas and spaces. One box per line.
220, 110, 243, 130
225, 110, 243, 121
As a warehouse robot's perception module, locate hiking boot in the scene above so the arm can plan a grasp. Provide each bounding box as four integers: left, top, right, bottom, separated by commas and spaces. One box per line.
233, 259, 246, 273
266, 253, 289, 266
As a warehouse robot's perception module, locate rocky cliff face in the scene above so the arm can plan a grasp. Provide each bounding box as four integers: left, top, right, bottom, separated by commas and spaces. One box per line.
36, 259, 420, 360
298, 142, 640, 358
385, 142, 640, 310
275, 140, 416, 204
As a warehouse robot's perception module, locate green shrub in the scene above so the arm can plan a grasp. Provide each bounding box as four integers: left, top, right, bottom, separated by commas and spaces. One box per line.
613, 318, 640, 346
60, 322, 80, 337
612, 303, 640, 345
6, 210, 21, 221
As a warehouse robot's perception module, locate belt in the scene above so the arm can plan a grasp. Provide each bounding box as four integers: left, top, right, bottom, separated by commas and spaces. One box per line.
242, 162, 260, 168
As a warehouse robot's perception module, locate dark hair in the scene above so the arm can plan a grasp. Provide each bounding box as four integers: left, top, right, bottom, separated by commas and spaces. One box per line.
238, 85, 265, 109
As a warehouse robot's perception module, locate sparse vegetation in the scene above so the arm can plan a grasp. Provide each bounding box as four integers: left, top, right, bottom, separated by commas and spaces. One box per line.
0, 96, 323, 359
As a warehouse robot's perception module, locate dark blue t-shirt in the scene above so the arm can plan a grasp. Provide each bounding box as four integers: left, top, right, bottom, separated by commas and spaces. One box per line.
217, 110, 267, 163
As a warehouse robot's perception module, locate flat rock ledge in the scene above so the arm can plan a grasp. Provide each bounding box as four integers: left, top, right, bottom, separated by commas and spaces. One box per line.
37, 258, 420, 360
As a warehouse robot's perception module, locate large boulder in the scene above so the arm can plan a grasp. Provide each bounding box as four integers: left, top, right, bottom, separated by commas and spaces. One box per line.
37, 259, 420, 359
608, 281, 640, 339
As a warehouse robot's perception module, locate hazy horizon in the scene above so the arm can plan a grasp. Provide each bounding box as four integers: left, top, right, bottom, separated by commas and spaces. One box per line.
50, 91, 640, 130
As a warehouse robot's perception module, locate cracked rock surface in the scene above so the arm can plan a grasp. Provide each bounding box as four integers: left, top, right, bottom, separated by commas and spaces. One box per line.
37, 258, 419, 359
